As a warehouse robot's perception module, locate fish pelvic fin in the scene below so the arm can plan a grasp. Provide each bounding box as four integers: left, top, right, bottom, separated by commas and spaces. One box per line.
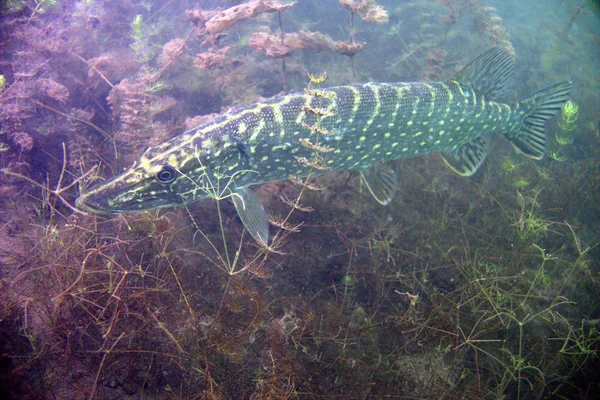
507, 81, 573, 159
231, 187, 269, 246
360, 164, 397, 205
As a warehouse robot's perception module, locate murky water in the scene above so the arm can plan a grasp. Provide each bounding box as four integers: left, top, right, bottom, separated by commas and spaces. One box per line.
0, 1, 598, 398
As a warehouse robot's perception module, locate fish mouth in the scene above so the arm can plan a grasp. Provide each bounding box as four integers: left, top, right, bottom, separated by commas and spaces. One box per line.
75, 194, 122, 214
75, 187, 187, 214
74, 175, 163, 214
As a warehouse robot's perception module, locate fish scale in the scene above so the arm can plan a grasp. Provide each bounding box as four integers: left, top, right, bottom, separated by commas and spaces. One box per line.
77, 48, 572, 245
176, 81, 502, 186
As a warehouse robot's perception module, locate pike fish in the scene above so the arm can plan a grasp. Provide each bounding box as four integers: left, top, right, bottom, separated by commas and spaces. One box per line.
76, 47, 572, 245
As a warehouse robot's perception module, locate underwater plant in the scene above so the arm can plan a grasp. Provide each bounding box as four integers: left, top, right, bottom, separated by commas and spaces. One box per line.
558, 99, 579, 132
0, 1, 598, 399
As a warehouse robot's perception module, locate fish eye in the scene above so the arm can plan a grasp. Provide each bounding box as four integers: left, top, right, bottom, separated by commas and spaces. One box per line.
155, 165, 178, 184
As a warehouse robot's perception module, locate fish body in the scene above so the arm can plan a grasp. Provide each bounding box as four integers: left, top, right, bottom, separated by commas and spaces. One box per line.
76, 48, 571, 244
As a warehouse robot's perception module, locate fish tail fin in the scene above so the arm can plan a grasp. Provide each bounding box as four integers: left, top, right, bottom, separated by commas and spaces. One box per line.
506, 81, 572, 159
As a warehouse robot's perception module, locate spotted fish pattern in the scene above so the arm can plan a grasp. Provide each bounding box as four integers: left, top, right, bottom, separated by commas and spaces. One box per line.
76, 48, 572, 244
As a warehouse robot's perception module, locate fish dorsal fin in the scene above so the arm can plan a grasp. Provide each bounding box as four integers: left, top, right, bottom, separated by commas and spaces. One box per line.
441, 136, 490, 176
360, 164, 397, 205
450, 47, 514, 100
231, 187, 269, 246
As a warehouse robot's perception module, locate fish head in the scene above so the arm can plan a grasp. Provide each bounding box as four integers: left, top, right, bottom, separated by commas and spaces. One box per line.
76, 142, 215, 214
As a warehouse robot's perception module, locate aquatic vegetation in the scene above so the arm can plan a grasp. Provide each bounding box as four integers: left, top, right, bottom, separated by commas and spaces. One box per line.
250, 30, 367, 59
201, 0, 296, 36
339, 0, 389, 24
558, 99, 579, 132
130, 14, 145, 41
511, 190, 552, 241
502, 156, 516, 172
27, 0, 58, 19
548, 150, 567, 162
0, 0, 598, 399
555, 131, 574, 145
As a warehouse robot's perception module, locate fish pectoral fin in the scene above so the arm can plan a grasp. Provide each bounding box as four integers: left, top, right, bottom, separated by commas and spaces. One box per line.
360, 164, 397, 206
231, 187, 269, 246
441, 136, 490, 177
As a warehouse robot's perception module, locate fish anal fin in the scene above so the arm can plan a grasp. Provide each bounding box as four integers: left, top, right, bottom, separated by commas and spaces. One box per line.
231, 187, 269, 246
360, 164, 397, 206
450, 47, 514, 100
441, 136, 490, 177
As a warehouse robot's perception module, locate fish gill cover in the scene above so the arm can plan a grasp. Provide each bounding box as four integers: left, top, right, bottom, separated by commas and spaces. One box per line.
0, 0, 599, 399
